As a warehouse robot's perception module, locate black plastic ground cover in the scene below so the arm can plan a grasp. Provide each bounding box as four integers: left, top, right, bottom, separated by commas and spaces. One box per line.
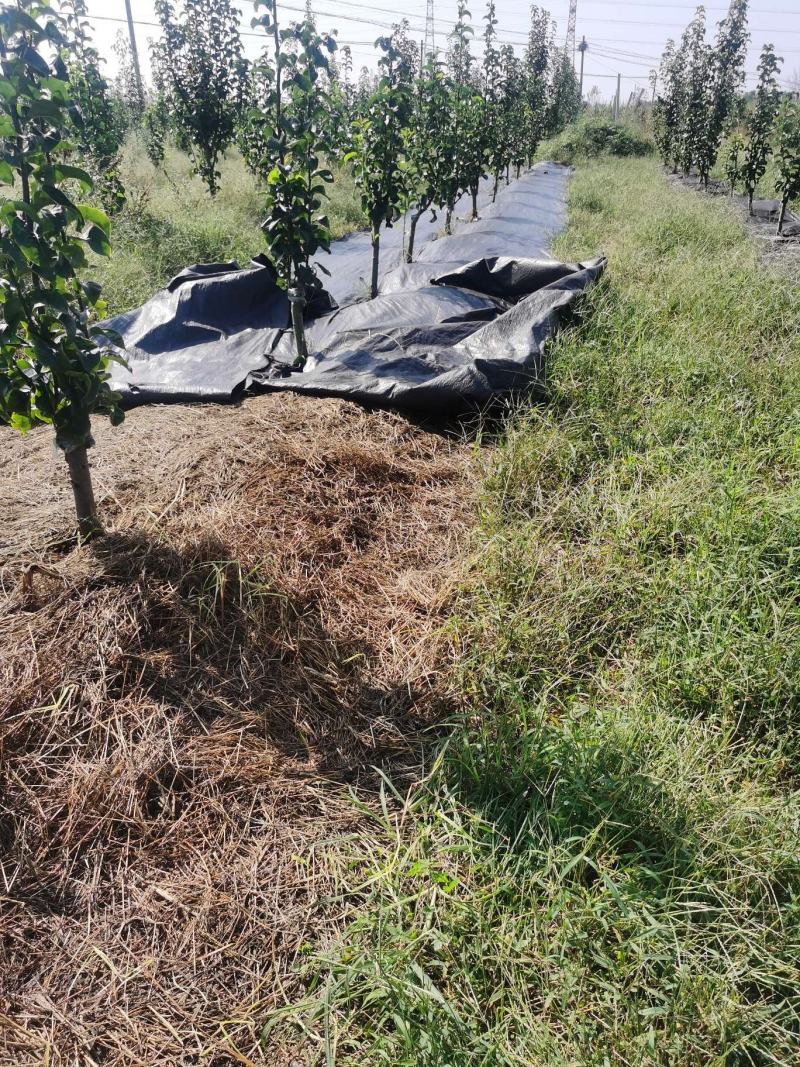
107, 163, 606, 413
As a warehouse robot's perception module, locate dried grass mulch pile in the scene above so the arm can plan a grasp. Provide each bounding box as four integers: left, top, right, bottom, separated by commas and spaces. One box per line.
0, 393, 476, 1065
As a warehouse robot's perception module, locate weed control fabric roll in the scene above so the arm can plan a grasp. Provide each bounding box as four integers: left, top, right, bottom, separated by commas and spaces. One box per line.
107, 164, 605, 414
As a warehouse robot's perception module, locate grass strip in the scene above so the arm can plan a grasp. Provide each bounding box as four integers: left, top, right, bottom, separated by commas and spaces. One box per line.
278, 156, 800, 1066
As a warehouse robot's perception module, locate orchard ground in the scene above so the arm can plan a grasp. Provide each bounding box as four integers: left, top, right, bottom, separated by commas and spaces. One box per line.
2, 135, 800, 1065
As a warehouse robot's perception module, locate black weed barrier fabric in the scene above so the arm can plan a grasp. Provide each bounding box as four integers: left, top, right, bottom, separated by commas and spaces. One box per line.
107, 164, 606, 414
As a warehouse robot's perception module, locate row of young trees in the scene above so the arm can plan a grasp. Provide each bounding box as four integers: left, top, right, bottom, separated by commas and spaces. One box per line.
148, 0, 581, 315
0, 0, 581, 535
653, 1, 800, 233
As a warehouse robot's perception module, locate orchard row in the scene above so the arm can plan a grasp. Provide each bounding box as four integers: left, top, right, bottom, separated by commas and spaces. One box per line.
653, 1, 800, 232
0, 0, 579, 531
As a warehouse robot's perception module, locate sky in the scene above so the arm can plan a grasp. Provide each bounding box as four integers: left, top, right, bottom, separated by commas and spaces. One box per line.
87, 0, 800, 103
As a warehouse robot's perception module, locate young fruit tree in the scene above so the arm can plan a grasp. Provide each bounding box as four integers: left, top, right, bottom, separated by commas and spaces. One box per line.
346, 29, 413, 298
773, 99, 800, 235
523, 5, 550, 168
447, 0, 484, 224
402, 53, 451, 262
61, 0, 127, 213
112, 28, 145, 127
252, 0, 337, 363
0, 1, 123, 536
545, 46, 582, 141
676, 8, 709, 177
742, 43, 782, 214
482, 0, 505, 202
151, 0, 245, 196
724, 132, 745, 195
696, 0, 749, 187
500, 44, 525, 185
653, 39, 686, 172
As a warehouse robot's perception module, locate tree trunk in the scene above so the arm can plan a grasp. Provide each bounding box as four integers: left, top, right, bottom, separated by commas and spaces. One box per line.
492, 172, 499, 203
370, 230, 380, 299
445, 201, 453, 235
470, 185, 478, 220
289, 284, 309, 366
406, 208, 423, 263
505, 163, 510, 186
777, 198, 788, 235
748, 190, 754, 216
66, 445, 100, 538
515, 163, 521, 180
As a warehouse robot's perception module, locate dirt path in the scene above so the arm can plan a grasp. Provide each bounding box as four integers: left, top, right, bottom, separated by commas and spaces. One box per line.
0, 395, 477, 1065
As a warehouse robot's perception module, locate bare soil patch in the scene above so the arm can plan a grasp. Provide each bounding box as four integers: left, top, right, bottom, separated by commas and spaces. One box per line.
0, 394, 476, 1065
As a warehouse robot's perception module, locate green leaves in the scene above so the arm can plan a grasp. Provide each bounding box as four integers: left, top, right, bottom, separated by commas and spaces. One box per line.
152, 0, 247, 196
78, 203, 111, 235
251, 1, 339, 361
52, 163, 93, 191
773, 99, 800, 231
346, 32, 413, 235
0, 0, 124, 455
742, 43, 783, 206
85, 223, 111, 257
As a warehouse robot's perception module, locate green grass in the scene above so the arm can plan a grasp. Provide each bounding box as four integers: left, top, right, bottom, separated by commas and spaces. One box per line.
537, 110, 654, 166
94, 134, 364, 315
275, 158, 800, 1065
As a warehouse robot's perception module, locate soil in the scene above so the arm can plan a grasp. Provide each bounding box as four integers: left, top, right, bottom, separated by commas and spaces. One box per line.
0, 393, 477, 1065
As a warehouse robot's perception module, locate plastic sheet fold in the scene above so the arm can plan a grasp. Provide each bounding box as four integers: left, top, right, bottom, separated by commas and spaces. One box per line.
107, 163, 606, 413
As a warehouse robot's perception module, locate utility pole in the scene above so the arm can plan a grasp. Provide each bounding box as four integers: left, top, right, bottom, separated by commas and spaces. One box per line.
578, 36, 588, 100
124, 0, 144, 105
614, 72, 621, 121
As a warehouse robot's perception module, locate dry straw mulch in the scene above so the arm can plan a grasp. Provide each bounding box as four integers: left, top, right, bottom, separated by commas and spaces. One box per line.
0, 394, 476, 1066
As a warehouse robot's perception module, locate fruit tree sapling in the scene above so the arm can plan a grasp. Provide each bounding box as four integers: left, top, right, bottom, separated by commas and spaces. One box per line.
696, 0, 749, 188
742, 43, 782, 214
403, 53, 451, 263
151, 0, 245, 196
773, 99, 800, 236
253, 0, 337, 363
345, 29, 413, 298
0, 1, 124, 536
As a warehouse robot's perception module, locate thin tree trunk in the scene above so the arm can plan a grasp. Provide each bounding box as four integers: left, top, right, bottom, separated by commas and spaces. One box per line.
748, 190, 754, 216
66, 445, 100, 538
515, 163, 521, 179
445, 201, 453, 235
470, 185, 478, 220
492, 172, 499, 202
406, 208, 423, 263
289, 284, 308, 366
777, 198, 788, 235
505, 163, 510, 185
370, 230, 380, 299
